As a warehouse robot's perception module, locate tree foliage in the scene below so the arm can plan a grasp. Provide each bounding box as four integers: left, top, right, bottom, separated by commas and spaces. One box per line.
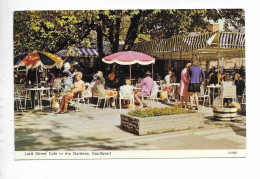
14, 9, 245, 56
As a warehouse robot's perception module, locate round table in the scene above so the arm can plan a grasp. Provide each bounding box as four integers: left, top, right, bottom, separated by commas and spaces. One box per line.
25, 87, 52, 110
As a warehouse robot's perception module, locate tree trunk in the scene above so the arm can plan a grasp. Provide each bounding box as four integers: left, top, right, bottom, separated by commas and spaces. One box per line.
108, 11, 121, 53
113, 17, 120, 53
123, 10, 152, 51
96, 26, 105, 69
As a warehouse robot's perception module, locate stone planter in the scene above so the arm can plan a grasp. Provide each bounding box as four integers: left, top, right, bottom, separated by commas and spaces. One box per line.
120, 113, 204, 136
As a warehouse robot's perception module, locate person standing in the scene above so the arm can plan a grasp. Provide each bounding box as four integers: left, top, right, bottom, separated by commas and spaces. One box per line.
135, 71, 154, 108
26, 68, 39, 109
234, 73, 245, 102
178, 63, 191, 108
188, 60, 205, 110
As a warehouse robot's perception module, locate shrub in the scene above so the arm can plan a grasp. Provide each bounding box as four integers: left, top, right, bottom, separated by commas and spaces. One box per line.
128, 107, 194, 118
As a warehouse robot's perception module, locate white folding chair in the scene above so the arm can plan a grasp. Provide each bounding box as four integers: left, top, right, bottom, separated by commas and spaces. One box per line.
15, 84, 32, 109
198, 85, 210, 106
119, 86, 134, 110
146, 82, 160, 108
220, 85, 237, 106
96, 85, 107, 110
14, 91, 23, 112
71, 92, 86, 111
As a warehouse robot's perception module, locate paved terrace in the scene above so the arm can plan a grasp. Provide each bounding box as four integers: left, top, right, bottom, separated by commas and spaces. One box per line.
15, 100, 246, 151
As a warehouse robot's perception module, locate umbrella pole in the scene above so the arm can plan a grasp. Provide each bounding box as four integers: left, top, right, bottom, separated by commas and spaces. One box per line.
130, 65, 131, 84
152, 63, 154, 79
36, 68, 39, 87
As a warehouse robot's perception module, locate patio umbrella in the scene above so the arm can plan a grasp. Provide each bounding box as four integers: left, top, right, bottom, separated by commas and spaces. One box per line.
14, 52, 28, 68
102, 51, 155, 80
18, 50, 63, 87
20, 50, 63, 70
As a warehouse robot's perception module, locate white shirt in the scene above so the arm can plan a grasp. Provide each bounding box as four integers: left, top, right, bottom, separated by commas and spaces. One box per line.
164, 75, 171, 84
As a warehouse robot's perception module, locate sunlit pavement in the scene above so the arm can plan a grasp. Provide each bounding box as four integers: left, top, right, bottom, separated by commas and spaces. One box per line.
14, 100, 246, 151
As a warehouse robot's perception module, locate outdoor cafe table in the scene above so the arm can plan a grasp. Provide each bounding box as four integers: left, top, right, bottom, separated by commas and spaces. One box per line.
207, 84, 221, 107
25, 87, 52, 110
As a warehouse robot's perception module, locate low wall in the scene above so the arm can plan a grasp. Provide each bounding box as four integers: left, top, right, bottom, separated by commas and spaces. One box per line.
120, 113, 204, 136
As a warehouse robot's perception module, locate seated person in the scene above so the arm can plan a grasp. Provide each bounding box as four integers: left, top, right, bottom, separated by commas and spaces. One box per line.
105, 73, 118, 107
170, 71, 177, 83
90, 73, 101, 96
83, 73, 100, 99
97, 71, 105, 85
105, 73, 116, 90
221, 75, 234, 86
55, 72, 85, 114
60, 72, 73, 97
134, 71, 154, 108
164, 70, 172, 84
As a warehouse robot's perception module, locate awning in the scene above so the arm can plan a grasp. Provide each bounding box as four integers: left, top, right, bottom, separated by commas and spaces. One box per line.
56, 49, 67, 58
132, 32, 245, 60
67, 46, 99, 57
57, 46, 99, 58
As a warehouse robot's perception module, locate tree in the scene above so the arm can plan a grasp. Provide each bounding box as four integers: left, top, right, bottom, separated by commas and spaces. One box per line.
14, 9, 245, 55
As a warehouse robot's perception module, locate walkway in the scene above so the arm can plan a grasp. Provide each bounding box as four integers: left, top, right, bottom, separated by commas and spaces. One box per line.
15, 101, 246, 151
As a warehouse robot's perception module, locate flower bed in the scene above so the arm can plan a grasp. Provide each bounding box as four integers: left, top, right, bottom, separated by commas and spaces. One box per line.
121, 107, 204, 136
128, 107, 194, 118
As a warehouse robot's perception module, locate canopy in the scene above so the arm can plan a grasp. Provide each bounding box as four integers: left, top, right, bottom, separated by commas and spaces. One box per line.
67, 46, 99, 58
132, 32, 245, 61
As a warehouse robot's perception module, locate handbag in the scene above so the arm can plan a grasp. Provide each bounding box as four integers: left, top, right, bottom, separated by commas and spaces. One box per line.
160, 90, 168, 101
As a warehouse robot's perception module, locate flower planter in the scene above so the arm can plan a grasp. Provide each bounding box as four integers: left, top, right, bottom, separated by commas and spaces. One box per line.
213, 106, 237, 121
120, 113, 204, 136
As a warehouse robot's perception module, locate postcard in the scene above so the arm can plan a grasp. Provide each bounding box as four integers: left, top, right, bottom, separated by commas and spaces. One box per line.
12, 9, 246, 160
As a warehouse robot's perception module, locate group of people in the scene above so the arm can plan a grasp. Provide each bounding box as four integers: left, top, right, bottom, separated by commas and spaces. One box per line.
53, 62, 156, 113
177, 60, 205, 110
177, 60, 246, 109
22, 59, 245, 112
